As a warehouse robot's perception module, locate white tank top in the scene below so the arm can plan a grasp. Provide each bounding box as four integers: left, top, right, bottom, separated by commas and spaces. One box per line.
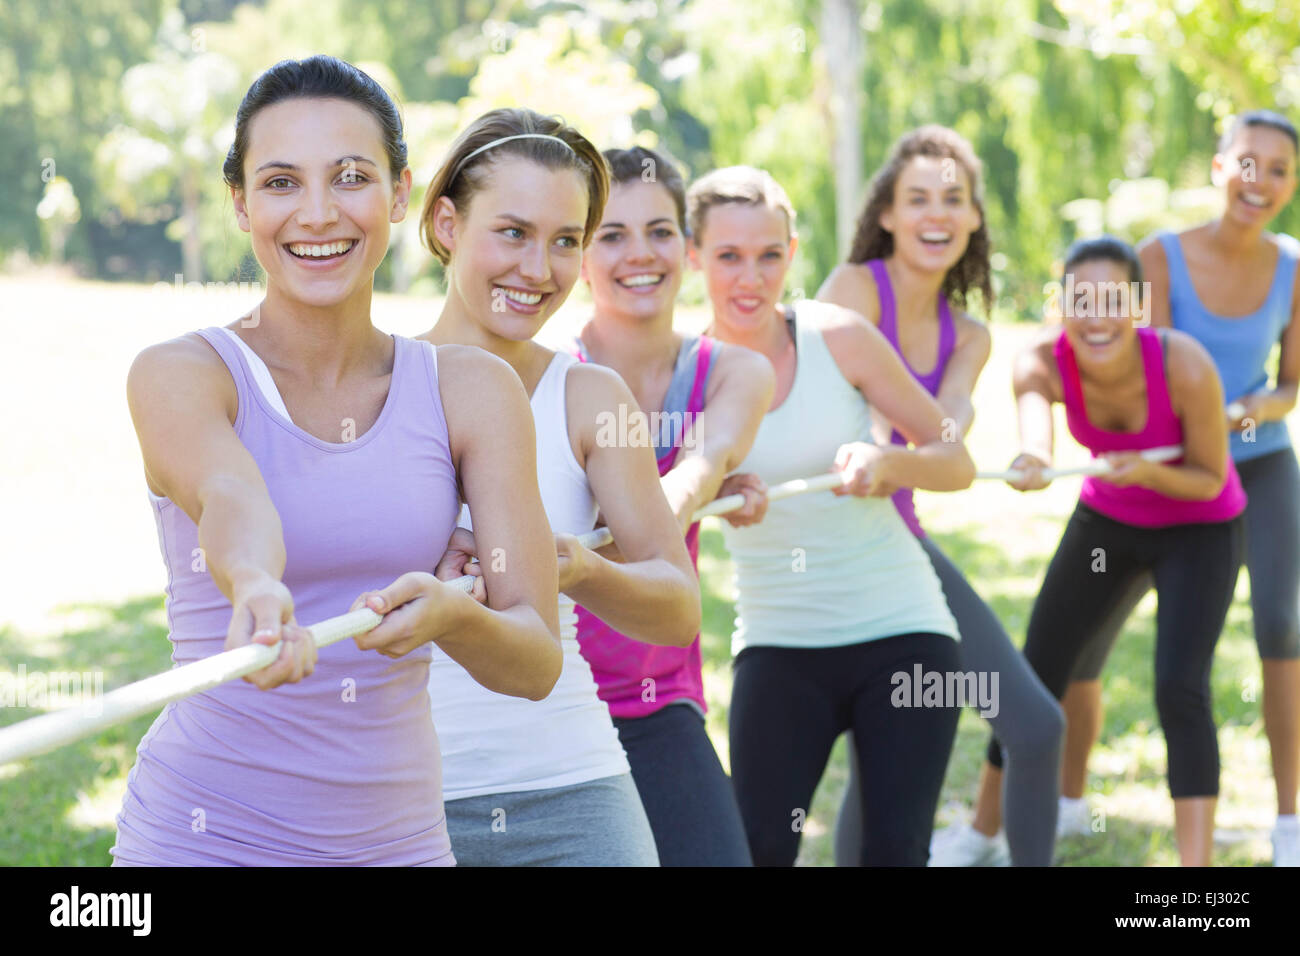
720, 301, 958, 653
428, 350, 630, 800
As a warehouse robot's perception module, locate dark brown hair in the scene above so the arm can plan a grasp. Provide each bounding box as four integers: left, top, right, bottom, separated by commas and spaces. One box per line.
603, 146, 687, 234
847, 125, 992, 313
419, 108, 609, 265
223, 55, 407, 190
1218, 109, 1299, 155
1063, 234, 1144, 309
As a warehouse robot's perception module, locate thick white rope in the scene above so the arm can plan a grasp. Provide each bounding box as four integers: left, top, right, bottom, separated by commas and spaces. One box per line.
0, 474, 853, 764
974, 444, 1183, 482
0, 447, 1185, 765
573, 472, 850, 551
0, 606, 406, 764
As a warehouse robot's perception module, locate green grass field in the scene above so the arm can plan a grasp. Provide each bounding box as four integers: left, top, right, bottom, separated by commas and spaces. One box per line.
0, 273, 1283, 865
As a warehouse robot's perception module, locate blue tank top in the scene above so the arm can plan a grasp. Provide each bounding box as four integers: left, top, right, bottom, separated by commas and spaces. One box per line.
1159, 230, 1299, 462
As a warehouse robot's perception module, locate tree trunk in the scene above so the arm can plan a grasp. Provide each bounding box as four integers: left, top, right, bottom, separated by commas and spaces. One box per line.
820, 0, 864, 260
180, 165, 204, 282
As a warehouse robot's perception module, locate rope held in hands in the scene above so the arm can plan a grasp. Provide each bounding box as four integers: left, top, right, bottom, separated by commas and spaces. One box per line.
0, 444, 1182, 765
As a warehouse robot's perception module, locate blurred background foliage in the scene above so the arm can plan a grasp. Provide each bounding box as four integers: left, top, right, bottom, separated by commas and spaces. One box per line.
3, 0, 1299, 316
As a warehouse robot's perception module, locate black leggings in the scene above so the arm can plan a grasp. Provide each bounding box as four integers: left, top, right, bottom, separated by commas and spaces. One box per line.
836, 536, 1064, 866
730, 633, 960, 866
1071, 446, 1300, 678
613, 703, 753, 866
988, 503, 1244, 798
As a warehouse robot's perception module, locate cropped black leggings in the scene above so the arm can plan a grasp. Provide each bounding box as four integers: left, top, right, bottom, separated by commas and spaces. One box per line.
988, 503, 1243, 798
1071, 446, 1300, 678
730, 633, 960, 866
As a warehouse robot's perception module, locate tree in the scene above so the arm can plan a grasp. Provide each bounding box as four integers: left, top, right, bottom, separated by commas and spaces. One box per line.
0, 0, 168, 265
820, 0, 864, 259
94, 10, 241, 282
456, 15, 659, 149
36, 177, 81, 264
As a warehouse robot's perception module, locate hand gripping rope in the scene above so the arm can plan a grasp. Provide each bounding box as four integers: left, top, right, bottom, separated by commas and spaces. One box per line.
0, 445, 1181, 765
975, 444, 1183, 482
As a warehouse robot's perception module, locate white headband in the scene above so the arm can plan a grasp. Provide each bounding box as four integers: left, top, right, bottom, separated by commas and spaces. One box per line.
449, 133, 577, 183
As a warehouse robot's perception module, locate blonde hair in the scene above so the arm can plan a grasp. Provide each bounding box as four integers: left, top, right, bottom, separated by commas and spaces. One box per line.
686, 165, 796, 244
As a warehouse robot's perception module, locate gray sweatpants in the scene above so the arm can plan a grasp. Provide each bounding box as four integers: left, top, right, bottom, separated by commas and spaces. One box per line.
443, 773, 660, 866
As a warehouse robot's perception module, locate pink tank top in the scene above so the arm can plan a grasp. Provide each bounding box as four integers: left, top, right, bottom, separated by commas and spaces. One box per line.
111, 328, 460, 865
1055, 327, 1246, 528
571, 334, 714, 719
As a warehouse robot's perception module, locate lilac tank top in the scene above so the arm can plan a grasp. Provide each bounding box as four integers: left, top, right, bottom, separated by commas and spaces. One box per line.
867, 259, 956, 537
1057, 327, 1247, 528
111, 328, 460, 866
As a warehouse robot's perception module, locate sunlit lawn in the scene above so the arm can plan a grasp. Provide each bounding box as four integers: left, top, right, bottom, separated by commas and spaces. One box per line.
0, 273, 1281, 865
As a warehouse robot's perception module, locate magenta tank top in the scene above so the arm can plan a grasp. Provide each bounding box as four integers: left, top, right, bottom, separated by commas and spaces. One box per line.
111, 328, 460, 866
867, 258, 957, 537
1056, 327, 1247, 528
571, 335, 714, 719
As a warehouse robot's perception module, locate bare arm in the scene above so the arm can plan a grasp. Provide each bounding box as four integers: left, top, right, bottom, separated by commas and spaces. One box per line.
1005, 331, 1060, 490
1013, 332, 1059, 464
820, 306, 976, 492
1140, 231, 1298, 427
565, 364, 701, 647
127, 334, 314, 689
821, 264, 990, 438
658, 343, 775, 533
1237, 249, 1300, 426
933, 317, 992, 438
816, 261, 987, 442
1136, 234, 1172, 330
412, 346, 562, 700
817, 262, 882, 325
1103, 331, 1230, 501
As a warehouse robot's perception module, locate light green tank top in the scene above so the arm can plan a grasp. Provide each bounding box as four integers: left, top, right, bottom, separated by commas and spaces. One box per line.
719, 301, 958, 654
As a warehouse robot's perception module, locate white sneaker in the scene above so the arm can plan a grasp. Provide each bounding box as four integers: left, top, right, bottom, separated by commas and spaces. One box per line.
1273, 821, 1300, 867
1056, 796, 1093, 838
928, 824, 1010, 866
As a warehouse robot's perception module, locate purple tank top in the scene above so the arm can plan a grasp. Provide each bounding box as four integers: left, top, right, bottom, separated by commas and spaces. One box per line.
111, 328, 460, 866
867, 258, 957, 537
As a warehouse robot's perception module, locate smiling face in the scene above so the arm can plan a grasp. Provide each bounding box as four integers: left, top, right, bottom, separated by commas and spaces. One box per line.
691, 202, 795, 336
878, 155, 982, 273
1213, 125, 1299, 228
433, 155, 588, 340
1061, 258, 1139, 367
232, 96, 410, 309
584, 180, 685, 323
